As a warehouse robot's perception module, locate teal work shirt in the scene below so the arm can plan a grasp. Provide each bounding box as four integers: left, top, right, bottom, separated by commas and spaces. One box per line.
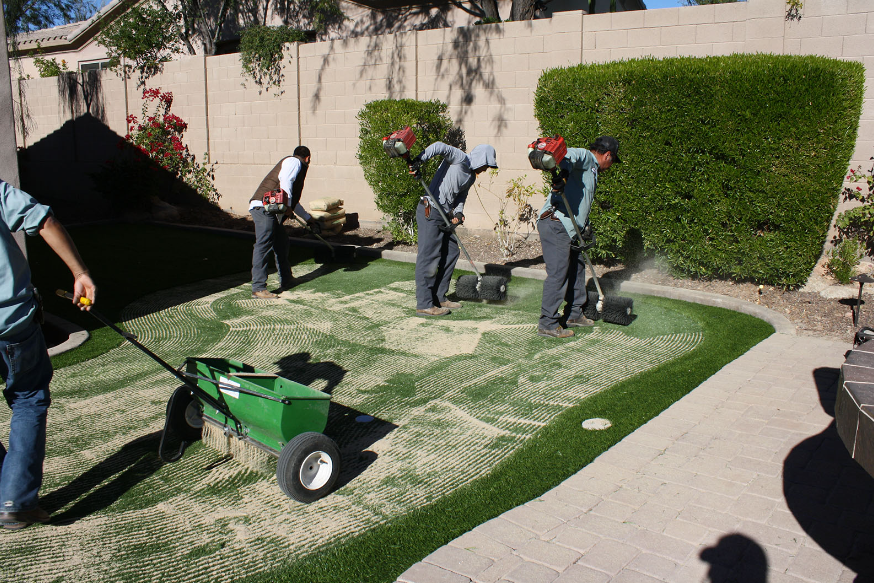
539, 148, 599, 239
0, 180, 52, 338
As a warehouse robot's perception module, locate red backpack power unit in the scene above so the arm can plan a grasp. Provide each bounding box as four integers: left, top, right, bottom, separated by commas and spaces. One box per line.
262, 189, 290, 214
528, 136, 568, 171
383, 126, 417, 159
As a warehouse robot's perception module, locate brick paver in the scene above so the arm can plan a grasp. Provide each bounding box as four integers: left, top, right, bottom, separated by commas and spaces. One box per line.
397, 332, 874, 583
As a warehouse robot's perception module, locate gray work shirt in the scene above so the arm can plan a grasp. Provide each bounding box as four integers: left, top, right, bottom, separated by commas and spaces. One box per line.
1, 180, 52, 338
539, 148, 599, 239
418, 142, 477, 215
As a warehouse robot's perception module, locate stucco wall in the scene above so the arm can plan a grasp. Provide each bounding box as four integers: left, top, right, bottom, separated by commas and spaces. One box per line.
12, 0, 874, 233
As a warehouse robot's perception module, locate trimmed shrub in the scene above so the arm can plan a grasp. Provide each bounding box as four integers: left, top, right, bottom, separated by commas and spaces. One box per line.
357, 99, 465, 243
534, 54, 865, 287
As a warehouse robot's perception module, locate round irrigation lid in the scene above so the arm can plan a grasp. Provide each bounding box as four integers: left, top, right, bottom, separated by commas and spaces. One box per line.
355, 415, 374, 423
582, 418, 612, 431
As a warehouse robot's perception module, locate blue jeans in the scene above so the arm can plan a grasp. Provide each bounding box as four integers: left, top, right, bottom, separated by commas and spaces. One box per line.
0, 321, 53, 513
250, 207, 294, 292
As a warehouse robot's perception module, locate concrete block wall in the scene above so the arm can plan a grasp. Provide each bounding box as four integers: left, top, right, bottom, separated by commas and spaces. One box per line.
12, 0, 874, 234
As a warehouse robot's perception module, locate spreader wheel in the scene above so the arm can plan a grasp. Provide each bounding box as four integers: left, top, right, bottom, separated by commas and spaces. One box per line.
276, 432, 341, 503
165, 387, 204, 442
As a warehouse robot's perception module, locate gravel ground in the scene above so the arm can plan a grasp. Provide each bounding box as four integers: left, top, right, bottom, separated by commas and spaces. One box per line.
180, 205, 873, 345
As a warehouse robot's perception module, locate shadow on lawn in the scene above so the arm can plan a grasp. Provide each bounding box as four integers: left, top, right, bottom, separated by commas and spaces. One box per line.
783, 367, 874, 581
41, 432, 163, 526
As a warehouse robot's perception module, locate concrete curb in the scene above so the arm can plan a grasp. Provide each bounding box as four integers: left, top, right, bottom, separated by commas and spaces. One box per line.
45, 313, 90, 357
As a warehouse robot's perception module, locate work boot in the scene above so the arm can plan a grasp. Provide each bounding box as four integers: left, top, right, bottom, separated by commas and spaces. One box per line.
252, 290, 279, 299
0, 507, 50, 530
416, 306, 451, 317
440, 301, 462, 309
566, 316, 595, 327
537, 326, 574, 338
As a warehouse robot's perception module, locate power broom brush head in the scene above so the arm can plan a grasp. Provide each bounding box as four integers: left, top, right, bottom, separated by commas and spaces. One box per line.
583, 291, 634, 326
455, 275, 508, 301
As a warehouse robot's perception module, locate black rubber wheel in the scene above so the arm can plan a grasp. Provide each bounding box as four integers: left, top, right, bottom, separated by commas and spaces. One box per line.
276, 432, 341, 503
165, 387, 203, 442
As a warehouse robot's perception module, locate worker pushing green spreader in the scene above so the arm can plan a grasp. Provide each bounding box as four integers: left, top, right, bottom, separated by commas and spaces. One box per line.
57, 291, 341, 503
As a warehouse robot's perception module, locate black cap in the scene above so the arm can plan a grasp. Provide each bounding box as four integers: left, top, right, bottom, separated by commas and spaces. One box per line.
590, 136, 621, 163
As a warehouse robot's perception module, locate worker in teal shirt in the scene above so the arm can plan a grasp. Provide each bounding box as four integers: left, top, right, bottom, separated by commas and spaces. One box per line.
536, 137, 620, 338
0, 179, 96, 530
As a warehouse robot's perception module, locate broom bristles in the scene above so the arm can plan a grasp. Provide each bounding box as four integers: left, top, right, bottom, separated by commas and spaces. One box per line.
202, 421, 276, 474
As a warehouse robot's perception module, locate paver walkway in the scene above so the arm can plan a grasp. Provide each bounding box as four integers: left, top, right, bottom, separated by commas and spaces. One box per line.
397, 332, 874, 583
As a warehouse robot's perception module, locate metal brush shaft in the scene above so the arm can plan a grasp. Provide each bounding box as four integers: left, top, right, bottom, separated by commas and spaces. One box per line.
288, 214, 336, 259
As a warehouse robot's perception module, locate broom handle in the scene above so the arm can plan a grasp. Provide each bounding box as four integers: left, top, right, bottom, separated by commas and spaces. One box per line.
288, 213, 336, 259
555, 188, 606, 302
418, 177, 483, 281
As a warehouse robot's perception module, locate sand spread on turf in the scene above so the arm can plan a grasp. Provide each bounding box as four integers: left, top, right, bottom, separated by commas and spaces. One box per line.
0, 271, 702, 583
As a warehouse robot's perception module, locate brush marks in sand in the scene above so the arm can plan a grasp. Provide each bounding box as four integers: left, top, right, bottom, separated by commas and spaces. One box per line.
0, 273, 704, 583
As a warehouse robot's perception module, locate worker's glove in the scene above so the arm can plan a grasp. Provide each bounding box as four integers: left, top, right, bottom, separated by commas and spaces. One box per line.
307, 219, 322, 235
408, 155, 423, 178
453, 212, 464, 224
551, 168, 569, 192
438, 221, 458, 234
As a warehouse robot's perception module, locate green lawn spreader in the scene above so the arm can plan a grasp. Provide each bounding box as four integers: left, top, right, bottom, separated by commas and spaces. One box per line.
58, 291, 342, 503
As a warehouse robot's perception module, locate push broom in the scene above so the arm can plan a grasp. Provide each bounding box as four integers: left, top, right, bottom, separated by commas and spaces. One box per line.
383, 127, 508, 302
528, 135, 634, 326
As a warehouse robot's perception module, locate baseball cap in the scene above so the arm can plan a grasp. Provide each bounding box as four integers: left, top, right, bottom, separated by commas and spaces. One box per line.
591, 136, 621, 163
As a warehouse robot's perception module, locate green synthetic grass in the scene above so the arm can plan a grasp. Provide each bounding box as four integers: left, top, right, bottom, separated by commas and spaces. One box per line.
19, 223, 773, 582
250, 298, 772, 583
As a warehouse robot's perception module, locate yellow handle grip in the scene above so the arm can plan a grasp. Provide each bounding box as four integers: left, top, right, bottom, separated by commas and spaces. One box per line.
56, 289, 92, 306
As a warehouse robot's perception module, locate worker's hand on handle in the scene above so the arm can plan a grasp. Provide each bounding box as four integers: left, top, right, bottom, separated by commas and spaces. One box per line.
550, 168, 569, 192
452, 212, 464, 225
306, 218, 322, 235
408, 155, 423, 178
72, 271, 97, 311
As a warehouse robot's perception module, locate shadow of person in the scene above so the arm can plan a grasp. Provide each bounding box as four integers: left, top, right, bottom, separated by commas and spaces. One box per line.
40, 431, 164, 525
275, 352, 347, 395
783, 367, 874, 581
700, 533, 768, 583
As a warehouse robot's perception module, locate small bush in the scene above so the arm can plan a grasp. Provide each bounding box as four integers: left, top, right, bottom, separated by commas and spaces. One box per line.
827, 239, 864, 284
357, 99, 465, 244
473, 170, 538, 259
835, 157, 874, 258
534, 54, 865, 287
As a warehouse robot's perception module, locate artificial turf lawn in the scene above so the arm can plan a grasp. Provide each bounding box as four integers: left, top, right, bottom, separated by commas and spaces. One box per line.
21, 223, 773, 582
248, 298, 773, 583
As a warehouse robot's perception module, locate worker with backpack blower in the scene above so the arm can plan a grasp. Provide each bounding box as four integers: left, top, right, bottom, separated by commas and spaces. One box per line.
535, 136, 620, 338
408, 142, 498, 317
249, 146, 322, 299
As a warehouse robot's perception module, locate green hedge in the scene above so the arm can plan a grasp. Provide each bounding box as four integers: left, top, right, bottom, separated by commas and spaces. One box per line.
534, 54, 865, 287
357, 99, 465, 243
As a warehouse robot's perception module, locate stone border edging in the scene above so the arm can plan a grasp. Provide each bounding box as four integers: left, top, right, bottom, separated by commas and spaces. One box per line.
149, 222, 797, 335
44, 313, 90, 356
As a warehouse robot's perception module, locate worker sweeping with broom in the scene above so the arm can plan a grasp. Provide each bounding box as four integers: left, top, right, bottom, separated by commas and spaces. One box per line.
535, 136, 620, 338
408, 142, 498, 317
